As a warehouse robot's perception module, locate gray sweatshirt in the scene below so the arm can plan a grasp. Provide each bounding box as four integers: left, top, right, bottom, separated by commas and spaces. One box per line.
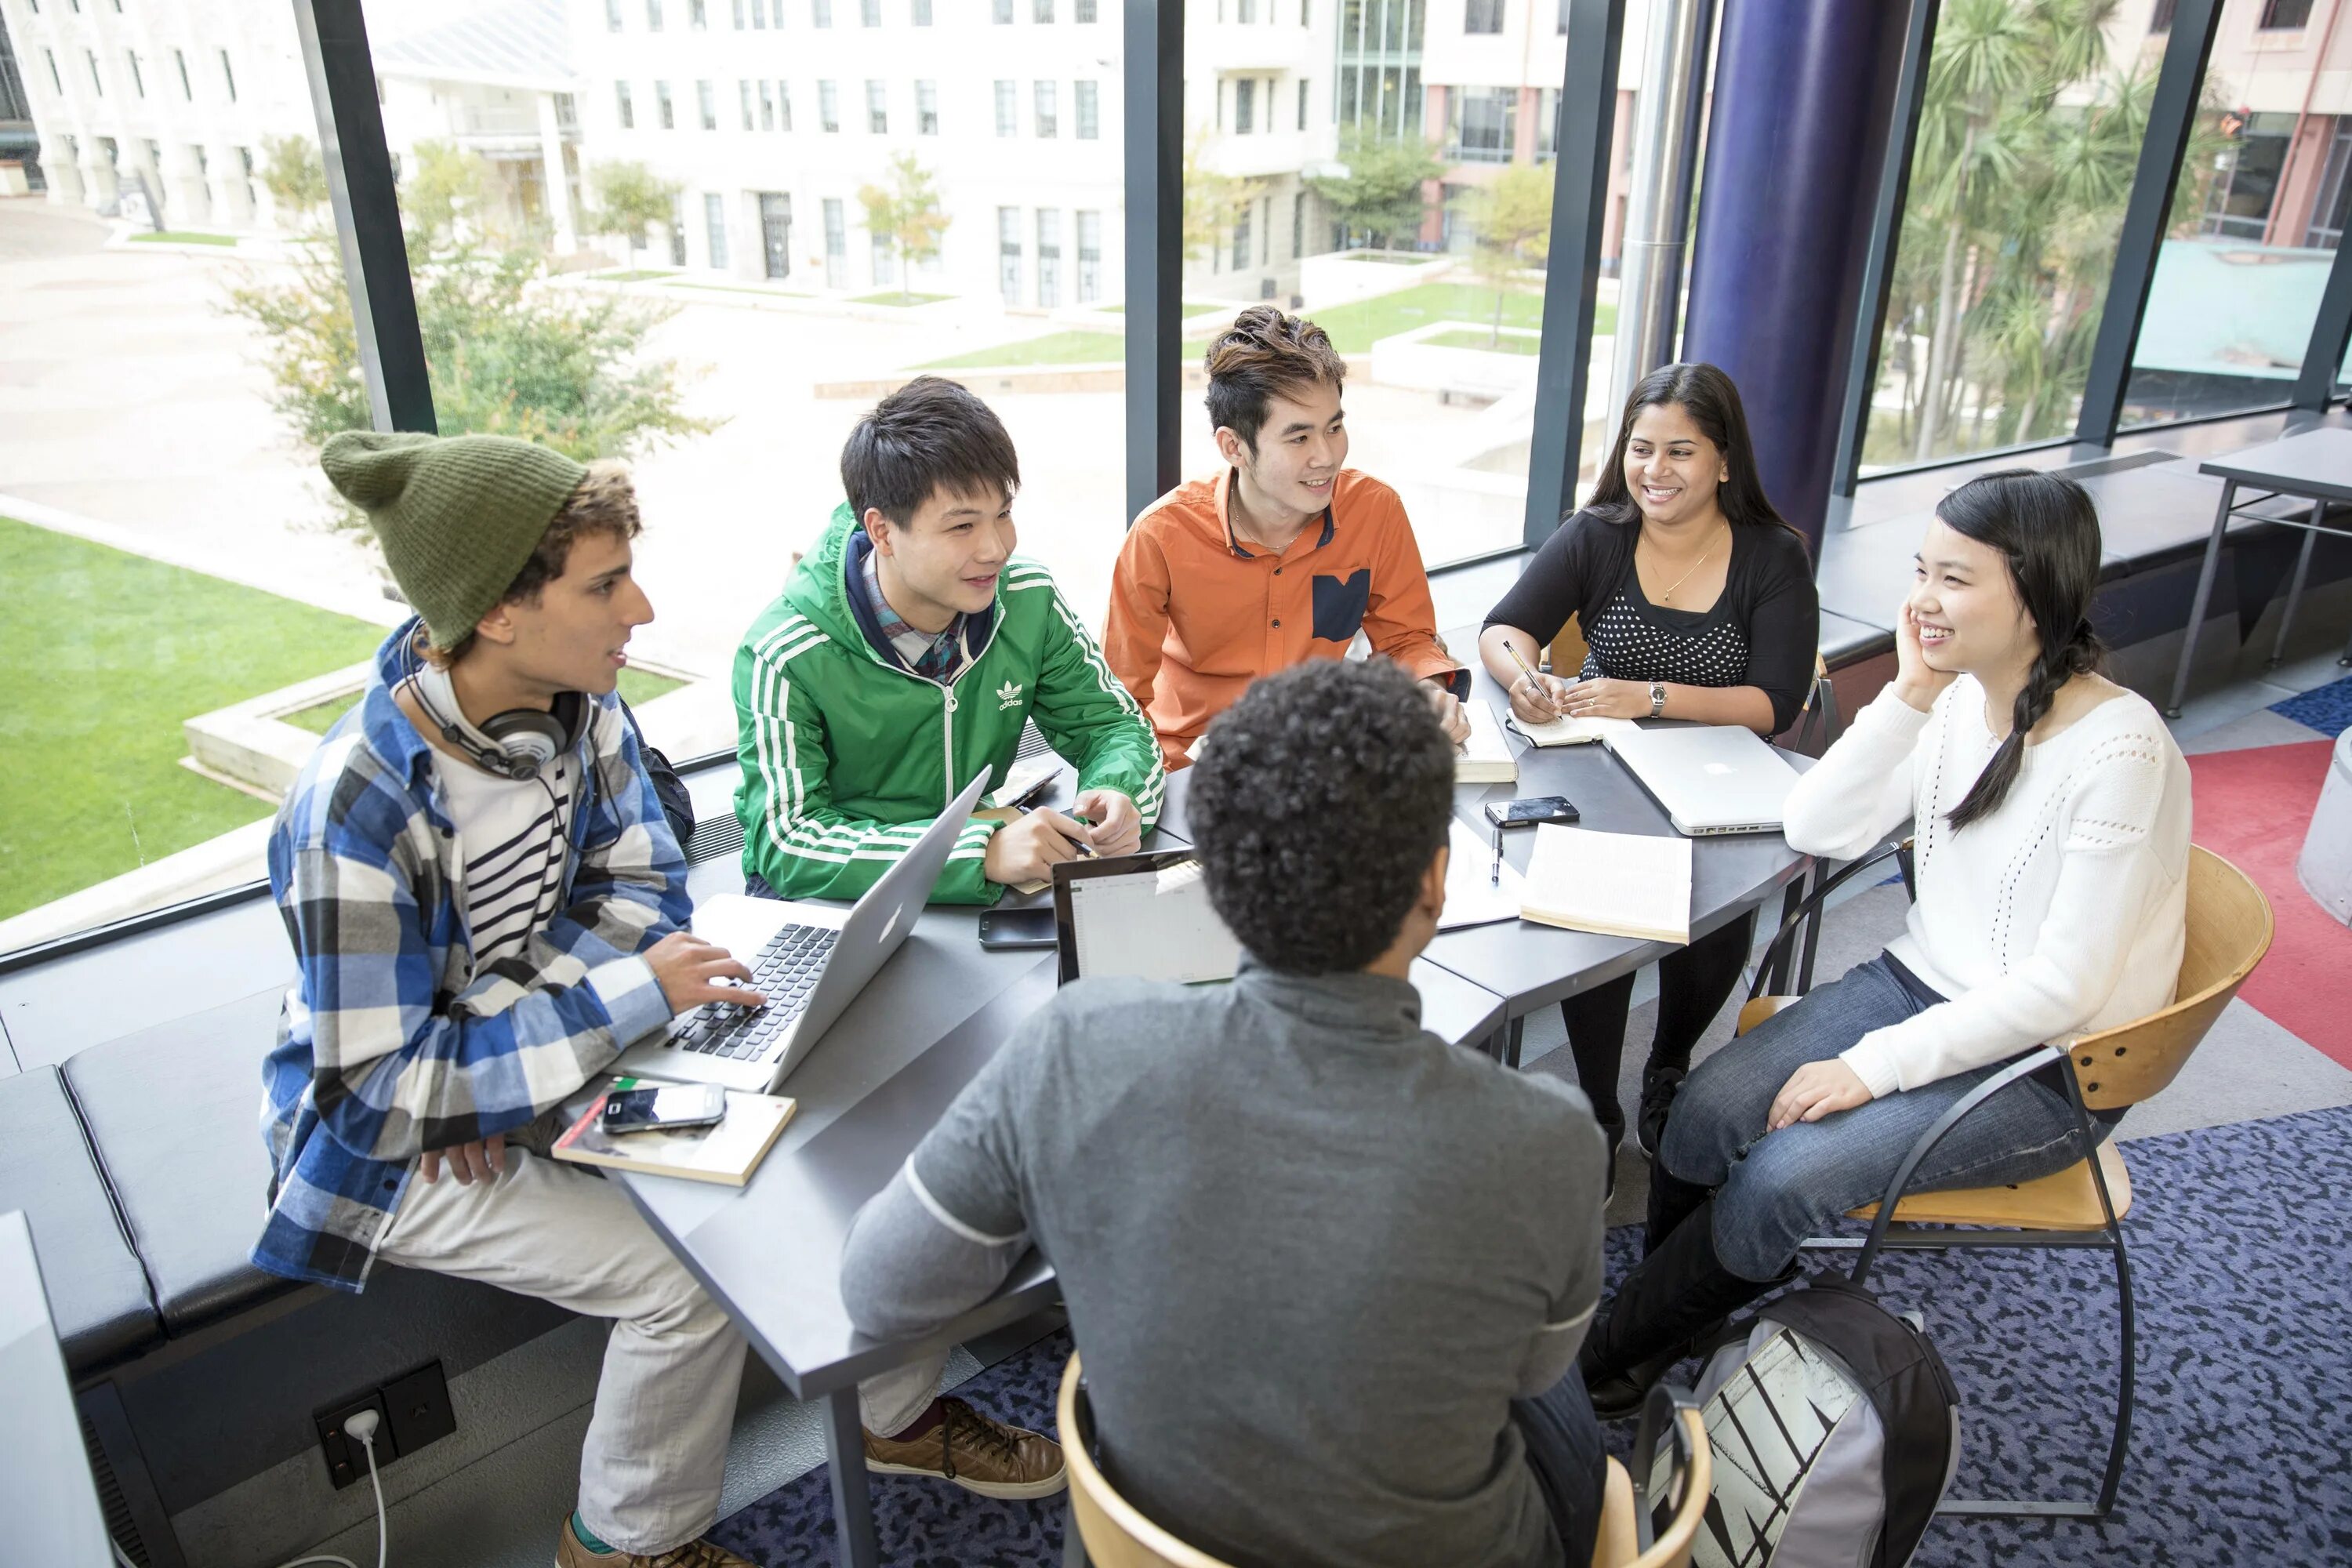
840, 957, 1608, 1568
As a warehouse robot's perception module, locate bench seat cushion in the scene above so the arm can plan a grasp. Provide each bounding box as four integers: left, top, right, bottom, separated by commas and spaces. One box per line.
0, 1066, 160, 1370
63, 988, 296, 1338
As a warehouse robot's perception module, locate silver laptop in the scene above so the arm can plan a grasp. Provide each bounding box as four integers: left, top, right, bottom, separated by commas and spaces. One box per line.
615, 771, 992, 1092
1606, 724, 1799, 837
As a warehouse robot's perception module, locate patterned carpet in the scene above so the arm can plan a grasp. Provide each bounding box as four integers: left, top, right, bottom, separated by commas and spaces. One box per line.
711, 1105, 2352, 1567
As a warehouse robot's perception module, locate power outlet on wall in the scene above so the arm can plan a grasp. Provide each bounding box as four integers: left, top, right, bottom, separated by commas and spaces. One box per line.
314, 1359, 456, 1489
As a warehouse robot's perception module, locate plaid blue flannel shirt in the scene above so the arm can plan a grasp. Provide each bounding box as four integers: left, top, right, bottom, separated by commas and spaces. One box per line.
254, 623, 689, 1291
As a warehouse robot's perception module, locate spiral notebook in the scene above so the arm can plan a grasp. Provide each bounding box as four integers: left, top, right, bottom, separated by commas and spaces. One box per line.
1518, 824, 1692, 945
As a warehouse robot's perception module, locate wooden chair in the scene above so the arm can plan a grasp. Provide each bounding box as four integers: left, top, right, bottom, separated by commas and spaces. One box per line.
1739, 845, 2274, 1521
1548, 614, 1591, 687
1058, 1353, 1234, 1568
1592, 1385, 1711, 1568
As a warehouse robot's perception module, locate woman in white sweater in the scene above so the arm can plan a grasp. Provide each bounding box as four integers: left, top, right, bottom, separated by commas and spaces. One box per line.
1577, 468, 2191, 1418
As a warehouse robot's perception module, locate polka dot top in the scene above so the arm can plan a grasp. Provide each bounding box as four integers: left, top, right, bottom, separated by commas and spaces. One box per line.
1485, 508, 1822, 733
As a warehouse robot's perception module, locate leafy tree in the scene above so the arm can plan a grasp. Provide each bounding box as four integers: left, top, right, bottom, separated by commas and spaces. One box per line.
1450, 164, 1554, 344
1181, 131, 1266, 263
1304, 129, 1443, 250
401, 139, 499, 245
259, 135, 328, 223
586, 159, 683, 259
858, 152, 951, 303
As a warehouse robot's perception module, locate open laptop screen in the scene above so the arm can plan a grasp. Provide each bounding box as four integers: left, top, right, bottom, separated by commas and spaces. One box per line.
1052, 850, 1243, 987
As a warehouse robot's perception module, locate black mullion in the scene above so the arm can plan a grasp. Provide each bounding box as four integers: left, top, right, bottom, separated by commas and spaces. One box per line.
1123, 0, 1182, 524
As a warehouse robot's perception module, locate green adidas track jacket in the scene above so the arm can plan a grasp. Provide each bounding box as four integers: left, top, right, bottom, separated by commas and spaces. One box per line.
731, 506, 1166, 905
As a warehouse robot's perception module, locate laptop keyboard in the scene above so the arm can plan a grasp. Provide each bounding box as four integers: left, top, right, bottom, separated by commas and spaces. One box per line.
670, 923, 838, 1062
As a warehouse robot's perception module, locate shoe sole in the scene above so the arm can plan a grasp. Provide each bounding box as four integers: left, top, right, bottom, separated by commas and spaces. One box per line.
864, 1457, 1069, 1499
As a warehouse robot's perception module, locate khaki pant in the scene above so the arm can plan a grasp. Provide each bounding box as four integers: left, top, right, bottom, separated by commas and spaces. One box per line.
379, 1144, 943, 1555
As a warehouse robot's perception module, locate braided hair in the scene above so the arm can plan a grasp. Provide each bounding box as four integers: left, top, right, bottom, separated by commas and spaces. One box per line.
1939, 469, 2106, 831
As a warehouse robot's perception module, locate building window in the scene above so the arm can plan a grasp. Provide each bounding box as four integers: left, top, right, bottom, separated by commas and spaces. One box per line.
647, 0, 665, 29
2260, 0, 2314, 26
1534, 86, 1559, 162
915, 0, 934, 20
779, 81, 793, 129
692, 0, 708, 24
2202, 111, 2297, 239
993, 0, 1014, 20
220, 49, 236, 101
1035, 0, 1054, 19
2308, 119, 2352, 247
1076, 0, 1096, 18
867, 80, 887, 132
174, 49, 191, 100
1298, 77, 1308, 129
813, 0, 833, 25
616, 81, 635, 128
1450, 85, 1515, 163
1036, 208, 1061, 306
1293, 189, 1305, 256
823, 195, 848, 286
1465, 0, 1504, 32
46, 51, 63, 96
1240, 0, 1257, 20
656, 80, 675, 128
759, 79, 775, 130
872, 229, 896, 287
917, 80, 939, 135
862, 0, 882, 21
126, 51, 145, 99
1077, 209, 1101, 301
740, 79, 755, 129
819, 80, 840, 131
608, 0, 625, 28
995, 79, 1016, 136
86, 50, 102, 96
1035, 80, 1058, 137
697, 80, 717, 129
998, 205, 1022, 303
706, 192, 730, 267
1076, 80, 1098, 140
1236, 77, 1254, 133
1232, 203, 1251, 271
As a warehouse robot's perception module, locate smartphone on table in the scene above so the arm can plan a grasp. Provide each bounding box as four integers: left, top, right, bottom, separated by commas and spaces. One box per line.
977, 906, 1058, 950
1483, 795, 1581, 829
601, 1081, 728, 1135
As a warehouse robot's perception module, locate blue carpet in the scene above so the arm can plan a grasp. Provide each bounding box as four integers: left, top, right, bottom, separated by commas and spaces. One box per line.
713, 1105, 2352, 1566
2271, 673, 2352, 737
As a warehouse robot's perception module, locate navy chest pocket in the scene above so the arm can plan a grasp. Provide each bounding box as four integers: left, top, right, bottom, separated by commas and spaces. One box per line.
1311, 570, 1371, 642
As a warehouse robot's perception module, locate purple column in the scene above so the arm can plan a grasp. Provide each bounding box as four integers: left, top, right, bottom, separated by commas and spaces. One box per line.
1680, 0, 1911, 557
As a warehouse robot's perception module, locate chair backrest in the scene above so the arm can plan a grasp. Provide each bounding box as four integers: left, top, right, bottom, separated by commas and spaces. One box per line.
1592, 1407, 1712, 1568
2071, 844, 2274, 1112
1549, 614, 1589, 682
1056, 1353, 1235, 1568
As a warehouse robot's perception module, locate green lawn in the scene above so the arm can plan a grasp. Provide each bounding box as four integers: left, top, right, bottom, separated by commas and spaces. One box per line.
850, 290, 953, 307
916, 330, 1189, 369
591, 268, 677, 281
1428, 327, 1543, 355
672, 281, 812, 299
281, 667, 687, 736
0, 517, 389, 921
130, 230, 238, 246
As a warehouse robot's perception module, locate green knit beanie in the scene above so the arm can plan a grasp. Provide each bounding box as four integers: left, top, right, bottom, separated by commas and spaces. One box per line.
321, 430, 590, 649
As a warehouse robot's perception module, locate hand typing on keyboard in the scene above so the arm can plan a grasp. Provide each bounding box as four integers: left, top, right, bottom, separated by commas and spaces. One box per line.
648, 931, 767, 1016
674, 923, 840, 1061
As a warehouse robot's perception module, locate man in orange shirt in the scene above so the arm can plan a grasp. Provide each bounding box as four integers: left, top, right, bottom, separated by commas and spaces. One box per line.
1106, 306, 1468, 768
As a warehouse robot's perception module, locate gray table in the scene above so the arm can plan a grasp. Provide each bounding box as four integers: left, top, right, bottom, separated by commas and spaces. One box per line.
2169, 426, 2352, 716
617, 782, 1505, 1568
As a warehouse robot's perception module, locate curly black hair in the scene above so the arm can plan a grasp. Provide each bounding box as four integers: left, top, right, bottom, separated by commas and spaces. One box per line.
1189, 659, 1456, 975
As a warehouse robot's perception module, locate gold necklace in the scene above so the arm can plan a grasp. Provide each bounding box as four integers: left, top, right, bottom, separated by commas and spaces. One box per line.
1646, 523, 1727, 604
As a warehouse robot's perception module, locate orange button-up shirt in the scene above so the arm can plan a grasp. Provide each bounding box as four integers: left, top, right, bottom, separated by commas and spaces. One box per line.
1106, 467, 1461, 767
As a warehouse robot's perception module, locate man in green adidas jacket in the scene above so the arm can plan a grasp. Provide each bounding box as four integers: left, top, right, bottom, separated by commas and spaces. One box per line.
734, 377, 1165, 905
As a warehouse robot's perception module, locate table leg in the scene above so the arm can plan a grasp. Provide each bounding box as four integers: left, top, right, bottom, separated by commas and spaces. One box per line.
2271, 512, 2320, 669
2166, 479, 2235, 719
1506, 1014, 1525, 1070
824, 1385, 881, 1568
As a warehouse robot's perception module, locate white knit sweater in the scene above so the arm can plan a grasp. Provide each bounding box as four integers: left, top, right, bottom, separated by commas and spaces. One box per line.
1781, 677, 2192, 1098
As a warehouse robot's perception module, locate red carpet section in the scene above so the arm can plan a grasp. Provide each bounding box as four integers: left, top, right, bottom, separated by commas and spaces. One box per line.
2187, 740, 2351, 1067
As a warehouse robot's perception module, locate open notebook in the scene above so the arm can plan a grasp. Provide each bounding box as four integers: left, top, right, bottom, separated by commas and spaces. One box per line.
1512, 710, 1639, 748
554, 1082, 797, 1186
1519, 824, 1692, 945
1456, 701, 1519, 784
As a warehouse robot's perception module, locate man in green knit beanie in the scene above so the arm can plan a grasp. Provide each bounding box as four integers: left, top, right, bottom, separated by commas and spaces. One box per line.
258, 430, 783, 1568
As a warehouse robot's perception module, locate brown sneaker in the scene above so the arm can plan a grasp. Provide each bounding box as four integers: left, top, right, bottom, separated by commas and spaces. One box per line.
863, 1396, 1067, 1499
553, 1520, 757, 1568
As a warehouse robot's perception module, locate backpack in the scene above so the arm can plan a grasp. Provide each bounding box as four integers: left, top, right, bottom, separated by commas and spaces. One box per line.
617, 695, 695, 848
1651, 1275, 1960, 1568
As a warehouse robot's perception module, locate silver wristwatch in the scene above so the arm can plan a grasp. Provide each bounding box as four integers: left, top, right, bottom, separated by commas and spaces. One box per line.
1649, 681, 1666, 718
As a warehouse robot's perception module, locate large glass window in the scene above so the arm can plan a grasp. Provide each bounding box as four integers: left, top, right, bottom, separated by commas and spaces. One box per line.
818, 78, 840, 132
706, 191, 731, 267
2122, 0, 2351, 426
1076, 79, 1098, 140
995, 79, 1016, 136
1035, 80, 1058, 139
867, 80, 887, 135
918, 80, 939, 135
1448, 86, 1514, 164
1858, 2, 2150, 470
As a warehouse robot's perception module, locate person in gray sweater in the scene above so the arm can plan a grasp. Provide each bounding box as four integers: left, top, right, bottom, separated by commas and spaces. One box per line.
838, 658, 1610, 1568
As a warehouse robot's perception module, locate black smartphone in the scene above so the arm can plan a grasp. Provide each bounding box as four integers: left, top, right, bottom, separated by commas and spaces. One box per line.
978, 906, 1059, 950
1484, 795, 1581, 829
601, 1082, 728, 1135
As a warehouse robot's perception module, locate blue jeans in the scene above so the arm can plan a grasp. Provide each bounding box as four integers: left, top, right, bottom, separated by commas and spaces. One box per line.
1512, 1370, 1605, 1568
1657, 954, 2108, 1283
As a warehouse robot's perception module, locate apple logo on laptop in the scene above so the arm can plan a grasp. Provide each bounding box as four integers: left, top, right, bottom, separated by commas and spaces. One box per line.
877, 908, 901, 946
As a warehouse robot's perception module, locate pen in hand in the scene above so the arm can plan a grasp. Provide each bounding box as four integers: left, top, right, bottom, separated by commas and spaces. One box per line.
1499, 639, 1564, 718
1024, 804, 1095, 858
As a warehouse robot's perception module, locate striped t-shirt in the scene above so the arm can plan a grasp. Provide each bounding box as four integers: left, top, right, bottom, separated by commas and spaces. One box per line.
433, 751, 578, 971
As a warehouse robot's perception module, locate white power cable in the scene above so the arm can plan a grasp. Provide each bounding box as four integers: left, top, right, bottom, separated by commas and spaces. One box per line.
109, 1408, 387, 1568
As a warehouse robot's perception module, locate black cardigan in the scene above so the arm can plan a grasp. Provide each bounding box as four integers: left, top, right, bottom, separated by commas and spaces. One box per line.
1484, 508, 1821, 733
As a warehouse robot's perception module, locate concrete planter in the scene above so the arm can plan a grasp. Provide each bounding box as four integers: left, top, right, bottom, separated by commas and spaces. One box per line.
2299, 726, 2352, 927
1367, 321, 1542, 403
